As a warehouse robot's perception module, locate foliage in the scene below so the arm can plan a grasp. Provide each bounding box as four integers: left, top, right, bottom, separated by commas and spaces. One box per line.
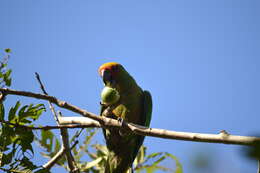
37, 128, 182, 173
0, 50, 48, 172
0, 49, 12, 87
0, 49, 182, 172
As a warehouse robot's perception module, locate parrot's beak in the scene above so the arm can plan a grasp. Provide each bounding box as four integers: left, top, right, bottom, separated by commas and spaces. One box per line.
102, 69, 113, 85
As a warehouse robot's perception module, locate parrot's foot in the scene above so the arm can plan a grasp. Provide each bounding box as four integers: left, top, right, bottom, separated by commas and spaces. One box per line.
118, 117, 124, 126
118, 117, 128, 136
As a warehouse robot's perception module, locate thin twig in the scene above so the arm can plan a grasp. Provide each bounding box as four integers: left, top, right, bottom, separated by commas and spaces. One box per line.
58, 112, 79, 173
43, 146, 65, 170
43, 140, 79, 170
34, 74, 79, 173
35, 72, 59, 122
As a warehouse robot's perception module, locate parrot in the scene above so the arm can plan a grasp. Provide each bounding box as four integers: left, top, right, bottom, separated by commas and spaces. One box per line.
98, 62, 152, 173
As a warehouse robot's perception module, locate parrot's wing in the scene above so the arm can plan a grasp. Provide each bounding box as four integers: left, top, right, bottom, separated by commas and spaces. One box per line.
131, 90, 153, 164
142, 90, 153, 127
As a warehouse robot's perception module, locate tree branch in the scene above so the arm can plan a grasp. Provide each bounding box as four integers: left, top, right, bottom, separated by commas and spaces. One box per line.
35, 73, 79, 173
1, 88, 260, 146
42, 146, 65, 170
43, 141, 78, 170
58, 117, 260, 146
0, 88, 102, 122
0, 119, 98, 130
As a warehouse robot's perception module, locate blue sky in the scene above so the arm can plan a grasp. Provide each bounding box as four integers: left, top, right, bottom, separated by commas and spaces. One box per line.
1, 1, 260, 172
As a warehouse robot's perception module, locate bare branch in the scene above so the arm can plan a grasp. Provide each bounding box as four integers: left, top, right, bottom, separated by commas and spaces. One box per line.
34, 74, 79, 173
43, 141, 79, 170
0, 119, 98, 130
35, 72, 59, 122
58, 117, 260, 146
1, 88, 260, 146
1, 116, 260, 146
0, 88, 102, 122
60, 128, 79, 173
43, 146, 65, 170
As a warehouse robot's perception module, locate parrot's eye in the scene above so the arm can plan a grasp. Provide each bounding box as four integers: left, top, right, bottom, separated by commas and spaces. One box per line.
112, 65, 119, 73
111, 66, 116, 71
102, 69, 114, 85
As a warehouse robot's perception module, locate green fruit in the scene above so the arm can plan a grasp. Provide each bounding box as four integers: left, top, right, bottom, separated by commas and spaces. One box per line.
101, 86, 120, 105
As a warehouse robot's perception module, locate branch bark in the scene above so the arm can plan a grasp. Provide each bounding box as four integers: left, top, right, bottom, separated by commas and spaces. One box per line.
1, 88, 260, 146
35, 74, 79, 173
43, 141, 78, 170
42, 146, 65, 170
58, 116, 260, 146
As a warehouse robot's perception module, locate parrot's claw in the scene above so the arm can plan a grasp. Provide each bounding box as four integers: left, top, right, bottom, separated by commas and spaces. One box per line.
99, 101, 105, 106
118, 117, 124, 126
118, 117, 126, 136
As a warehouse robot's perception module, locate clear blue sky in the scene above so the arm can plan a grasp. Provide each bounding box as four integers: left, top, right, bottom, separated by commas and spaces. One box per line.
1, 1, 260, 172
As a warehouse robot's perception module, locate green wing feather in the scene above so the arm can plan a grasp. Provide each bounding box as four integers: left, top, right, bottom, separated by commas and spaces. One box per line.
143, 90, 153, 127
131, 90, 153, 164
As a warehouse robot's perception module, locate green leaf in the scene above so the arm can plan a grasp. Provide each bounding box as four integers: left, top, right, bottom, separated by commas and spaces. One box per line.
153, 155, 166, 165
31, 104, 46, 120
5, 69, 11, 78
18, 105, 29, 119
165, 153, 183, 173
82, 157, 102, 170
4, 48, 11, 53
18, 104, 45, 123
93, 144, 108, 156
87, 152, 98, 160
40, 130, 54, 152
147, 166, 156, 173
5, 78, 11, 86
134, 145, 146, 167
3, 69, 12, 87
2, 124, 15, 137
17, 129, 34, 154
0, 126, 13, 151
84, 128, 97, 145
146, 152, 163, 160
135, 150, 182, 173
20, 157, 38, 170
54, 138, 61, 153
8, 101, 20, 121
1, 152, 14, 166
0, 152, 2, 164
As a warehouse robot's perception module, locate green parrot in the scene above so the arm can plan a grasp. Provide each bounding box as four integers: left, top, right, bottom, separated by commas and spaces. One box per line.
99, 62, 152, 173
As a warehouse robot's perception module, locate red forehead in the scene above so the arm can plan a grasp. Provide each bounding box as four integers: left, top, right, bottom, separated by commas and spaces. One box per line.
98, 62, 119, 75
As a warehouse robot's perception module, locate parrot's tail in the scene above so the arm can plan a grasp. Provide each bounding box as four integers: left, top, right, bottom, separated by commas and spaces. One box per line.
104, 151, 133, 173
104, 165, 133, 173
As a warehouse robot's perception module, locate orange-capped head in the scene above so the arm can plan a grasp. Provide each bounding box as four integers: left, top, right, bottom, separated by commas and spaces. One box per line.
98, 62, 121, 76
98, 62, 124, 86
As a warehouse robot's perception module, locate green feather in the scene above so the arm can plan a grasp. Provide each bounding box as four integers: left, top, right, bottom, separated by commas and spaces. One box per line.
143, 90, 153, 127
130, 90, 153, 168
